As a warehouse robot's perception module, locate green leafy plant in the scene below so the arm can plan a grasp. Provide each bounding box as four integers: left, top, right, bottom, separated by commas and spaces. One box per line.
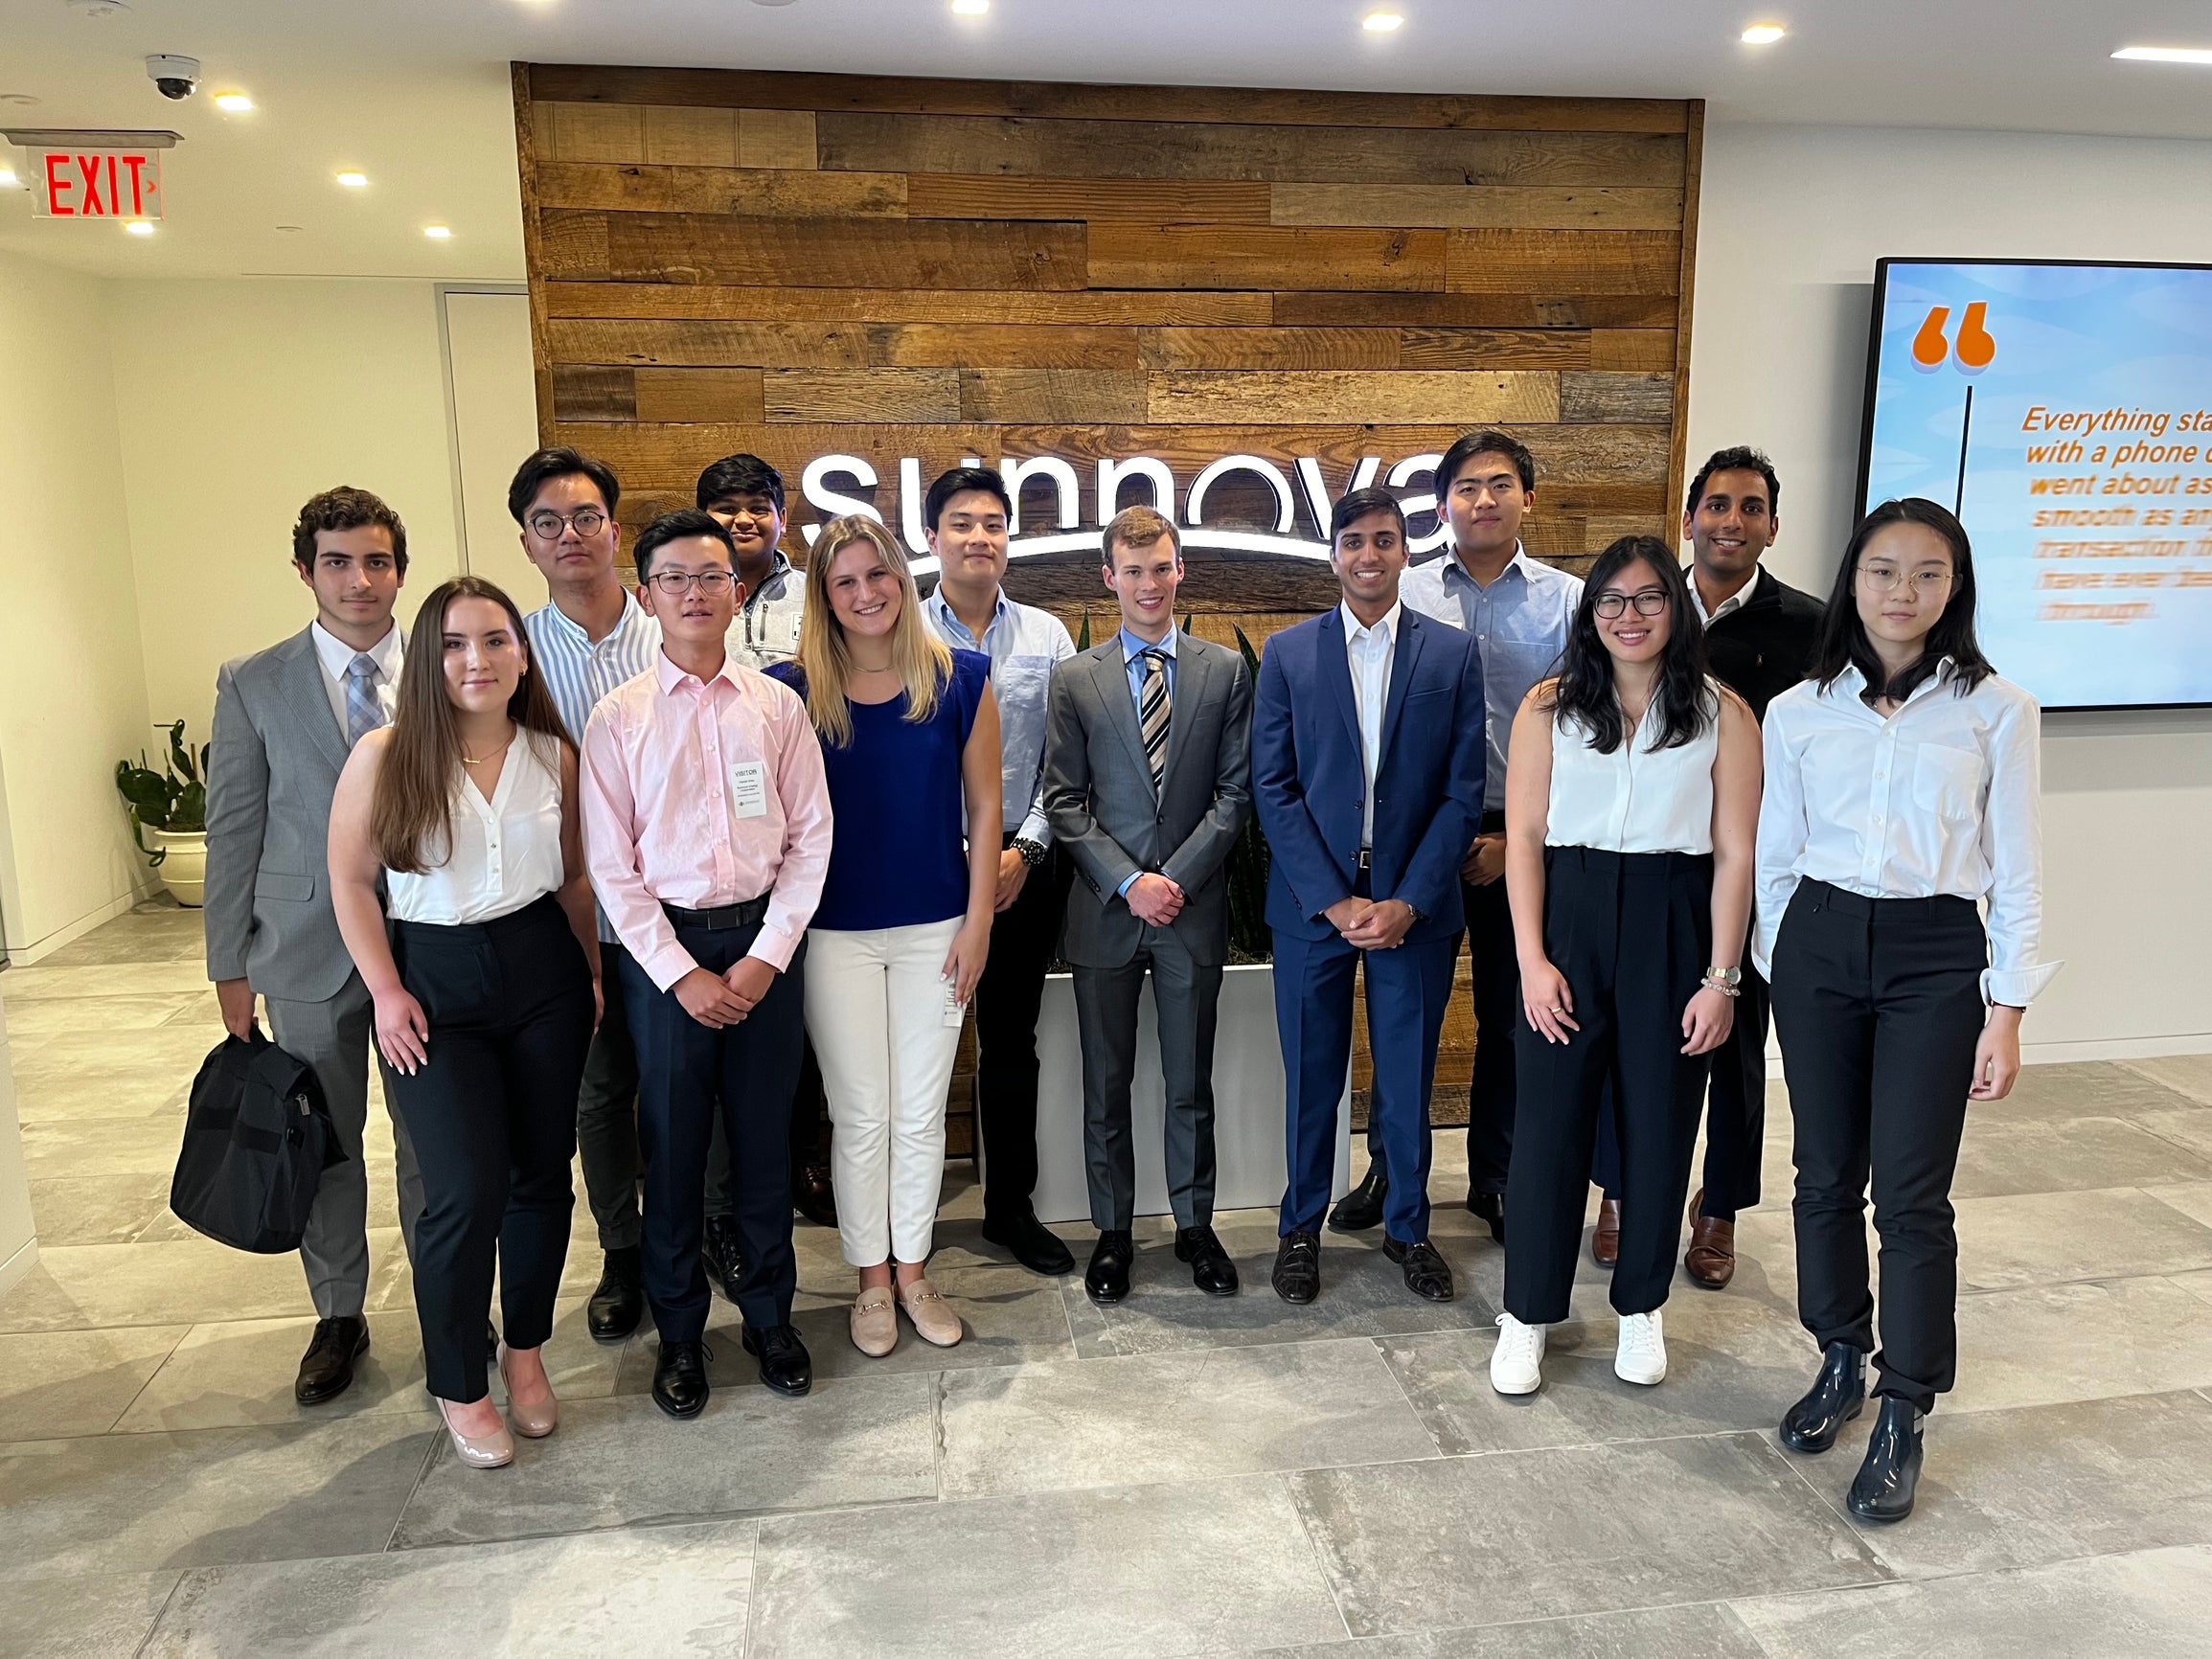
1074, 611, 1092, 651
115, 720, 208, 867
1226, 625, 1273, 964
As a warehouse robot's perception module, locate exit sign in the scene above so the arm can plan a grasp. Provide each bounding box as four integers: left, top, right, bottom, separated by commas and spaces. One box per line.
34, 148, 163, 218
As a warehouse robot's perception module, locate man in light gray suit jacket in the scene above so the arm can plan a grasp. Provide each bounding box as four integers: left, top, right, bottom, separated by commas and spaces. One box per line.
1042, 506, 1253, 1306
204, 487, 422, 1406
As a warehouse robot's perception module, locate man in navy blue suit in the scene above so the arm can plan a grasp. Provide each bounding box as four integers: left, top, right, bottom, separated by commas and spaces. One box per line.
1253, 487, 1486, 1306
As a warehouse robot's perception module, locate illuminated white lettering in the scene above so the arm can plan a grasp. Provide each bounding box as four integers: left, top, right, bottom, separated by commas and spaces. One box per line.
800, 453, 879, 546
1388, 452, 1449, 554
1005, 456, 1082, 535
1294, 457, 1381, 534
1188, 454, 1296, 534
1097, 457, 1175, 519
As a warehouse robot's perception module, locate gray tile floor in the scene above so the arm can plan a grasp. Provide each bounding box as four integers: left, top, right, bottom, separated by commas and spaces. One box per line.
4, 903, 2211, 1655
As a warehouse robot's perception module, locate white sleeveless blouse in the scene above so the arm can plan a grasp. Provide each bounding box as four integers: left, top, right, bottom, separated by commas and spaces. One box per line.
1545, 679, 1721, 855
386, 732, 567, 925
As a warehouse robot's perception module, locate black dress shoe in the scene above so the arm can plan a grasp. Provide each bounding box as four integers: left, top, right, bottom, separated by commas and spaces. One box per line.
651, 1338, 712, 1420
792, 1163, 838, 1230
741, 1323, 813, 1398
701, 1216, 745, 1304
1467, 1190, 1507, 1246
1174, 1225, 1239, 1296
1271, 1231, 1321, 1304
983, 1211, 1078, 1277
1780, 1340, 1867, 1454
1847, 1397, 1926, 1523
294, 1315, 369, 1405
587, 1245, 645, 1343
1328, 1164, 1387, 1233
1085, 1230, 1134, 1304
1382, 1235, 1455, 1302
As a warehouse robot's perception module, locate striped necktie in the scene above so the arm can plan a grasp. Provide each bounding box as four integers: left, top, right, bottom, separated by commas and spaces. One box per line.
344, 653, 385, 748
1138, 648, 1170, 792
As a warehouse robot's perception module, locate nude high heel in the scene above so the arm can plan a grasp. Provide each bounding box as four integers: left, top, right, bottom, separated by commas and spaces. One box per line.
496, 1341, 559, 1439
438, 1397, 515, 1469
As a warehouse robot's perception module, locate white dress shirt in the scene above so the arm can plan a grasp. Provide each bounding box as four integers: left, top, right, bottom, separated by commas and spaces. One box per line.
1339, 601, 1400, 850
1754, 662, 2061, 1007
309, 619, 402, 739
1547, 685, 1721, 855
386, 732, 567, 926
1689, 573, 1754, 627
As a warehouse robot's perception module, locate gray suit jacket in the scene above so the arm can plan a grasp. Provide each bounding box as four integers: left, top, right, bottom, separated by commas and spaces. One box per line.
1043, 631, 1254, 969
203, 626, 363, 1005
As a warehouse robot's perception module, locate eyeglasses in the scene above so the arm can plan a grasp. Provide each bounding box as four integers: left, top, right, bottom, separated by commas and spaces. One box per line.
1858, 563, 1952, 595
648, 569, 736, 597
1593, 590, 1670, 619
527, 507, 607, 540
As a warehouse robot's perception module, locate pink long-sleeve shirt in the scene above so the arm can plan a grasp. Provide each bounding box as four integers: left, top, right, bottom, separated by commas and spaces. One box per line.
580, 650, 832, 990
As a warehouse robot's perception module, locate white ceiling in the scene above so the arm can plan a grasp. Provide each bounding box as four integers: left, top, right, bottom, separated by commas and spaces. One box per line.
7, 0, 2212, 281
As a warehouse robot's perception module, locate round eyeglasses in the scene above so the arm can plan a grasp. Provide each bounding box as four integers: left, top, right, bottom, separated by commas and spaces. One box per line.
1857, 563, 1952, 595
527, 507, 607, 540
1593, 590, 1670, 620
648, 570, 736, 597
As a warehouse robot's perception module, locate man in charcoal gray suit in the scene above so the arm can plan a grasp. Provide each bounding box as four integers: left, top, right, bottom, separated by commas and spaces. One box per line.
1042, 505, 1253, 1306
204, 486, 423, 1405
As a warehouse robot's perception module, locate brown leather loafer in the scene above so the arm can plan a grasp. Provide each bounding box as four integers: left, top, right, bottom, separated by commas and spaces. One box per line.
1591, 1199, 1621, 1267
1684, 1188, 1736, 1288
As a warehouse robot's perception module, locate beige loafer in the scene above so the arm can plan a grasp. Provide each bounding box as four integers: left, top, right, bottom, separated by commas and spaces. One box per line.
496, 1342, 559, 1439
897, 1276, 964, 1348
850, 1287, 899, 1357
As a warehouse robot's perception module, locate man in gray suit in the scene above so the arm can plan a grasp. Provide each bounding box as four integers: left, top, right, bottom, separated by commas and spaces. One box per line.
1043, 506, 1253, 1305
205, 486, 423, 1404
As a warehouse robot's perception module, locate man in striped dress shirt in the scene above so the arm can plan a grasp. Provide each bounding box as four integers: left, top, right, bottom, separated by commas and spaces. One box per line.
513, 445, 663, 1343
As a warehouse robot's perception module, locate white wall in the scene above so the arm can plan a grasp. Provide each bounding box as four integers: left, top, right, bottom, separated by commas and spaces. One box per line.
1688, 124, 2212, 1057
0, 249, 156, 961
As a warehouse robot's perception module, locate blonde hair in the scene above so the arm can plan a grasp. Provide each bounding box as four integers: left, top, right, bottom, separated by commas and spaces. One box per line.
797, 513, 954, 748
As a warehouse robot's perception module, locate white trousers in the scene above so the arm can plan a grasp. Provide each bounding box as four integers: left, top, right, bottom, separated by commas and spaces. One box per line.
805, 918, 965, 1267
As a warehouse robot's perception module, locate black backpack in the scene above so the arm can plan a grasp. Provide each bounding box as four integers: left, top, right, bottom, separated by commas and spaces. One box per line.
170, 1032, 348, 1253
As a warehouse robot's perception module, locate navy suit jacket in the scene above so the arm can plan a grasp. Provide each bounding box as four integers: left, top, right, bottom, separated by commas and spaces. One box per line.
1252, 605, 1486, 945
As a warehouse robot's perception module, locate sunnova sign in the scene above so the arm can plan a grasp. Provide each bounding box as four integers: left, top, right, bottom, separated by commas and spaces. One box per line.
799, 449, 1450, 575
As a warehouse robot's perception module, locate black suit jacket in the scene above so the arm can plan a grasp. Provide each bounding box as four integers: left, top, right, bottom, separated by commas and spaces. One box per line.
1700, 567, 1826, 720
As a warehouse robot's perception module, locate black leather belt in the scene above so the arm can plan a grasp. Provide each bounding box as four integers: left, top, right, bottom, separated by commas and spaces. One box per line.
661, 897, 770, 931
1355, 849, 1373, 872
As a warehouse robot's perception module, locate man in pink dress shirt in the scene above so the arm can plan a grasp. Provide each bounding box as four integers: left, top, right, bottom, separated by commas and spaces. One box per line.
581, 509, 832, 1420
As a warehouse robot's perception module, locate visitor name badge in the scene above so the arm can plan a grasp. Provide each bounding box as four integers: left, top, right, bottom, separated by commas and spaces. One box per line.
943, 976, 968, 1028
728, 760, 769, 819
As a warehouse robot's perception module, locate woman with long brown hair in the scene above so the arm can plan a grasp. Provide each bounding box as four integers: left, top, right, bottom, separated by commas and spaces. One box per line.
766, 514, 1001, 1357
329, 575, 600, 1470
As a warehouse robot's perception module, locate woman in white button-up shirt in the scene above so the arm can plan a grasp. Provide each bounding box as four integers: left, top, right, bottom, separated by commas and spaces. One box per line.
1757, 497, 2060, 1525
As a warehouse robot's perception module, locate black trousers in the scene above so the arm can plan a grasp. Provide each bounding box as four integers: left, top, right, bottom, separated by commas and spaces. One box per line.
625, 906, 805, 1342
1770, 879, 1986, 1412
1505, 847, 1714, 1325
575, 939, 642, 1252
1594, 954, 1768, 1216
385, 897, 592, 1403
973, 832, 1070, 1222
704, 1036, 828, 1221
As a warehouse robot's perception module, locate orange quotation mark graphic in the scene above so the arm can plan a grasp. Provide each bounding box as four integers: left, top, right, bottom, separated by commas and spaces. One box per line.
1911, 302, 1996, 375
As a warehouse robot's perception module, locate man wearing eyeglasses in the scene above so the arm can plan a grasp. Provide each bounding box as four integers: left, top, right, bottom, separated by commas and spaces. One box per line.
514, 446, 662, 1344
580, 510, 832, 1417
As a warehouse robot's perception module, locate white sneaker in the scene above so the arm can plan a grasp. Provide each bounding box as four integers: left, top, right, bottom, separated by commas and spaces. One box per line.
1491, 1312, 1546, 1395
1615, 1309, 1667, 1385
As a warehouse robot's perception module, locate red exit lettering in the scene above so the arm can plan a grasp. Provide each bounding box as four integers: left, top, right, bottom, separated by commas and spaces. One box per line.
36, 149, 163, 219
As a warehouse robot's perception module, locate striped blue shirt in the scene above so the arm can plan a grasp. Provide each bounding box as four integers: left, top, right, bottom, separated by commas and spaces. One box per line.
923, 586, 1074, 844
523, 592, 662, 941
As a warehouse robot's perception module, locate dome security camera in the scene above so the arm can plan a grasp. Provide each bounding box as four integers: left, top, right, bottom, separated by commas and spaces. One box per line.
146, 55, 201, 101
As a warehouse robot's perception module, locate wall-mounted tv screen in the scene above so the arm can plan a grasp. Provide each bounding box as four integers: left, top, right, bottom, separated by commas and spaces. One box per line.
1858, 258, 2212, 712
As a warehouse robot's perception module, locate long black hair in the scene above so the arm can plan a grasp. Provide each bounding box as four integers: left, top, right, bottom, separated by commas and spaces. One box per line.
1544, 534, 1713, 753
1812, 497, 1993, 707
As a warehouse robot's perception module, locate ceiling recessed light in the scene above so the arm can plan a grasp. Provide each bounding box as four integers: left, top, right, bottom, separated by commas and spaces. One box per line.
1741, 24, 1786, 45
275, 223, 303, 233
423, 224, 453, 239
1363, 11, 1404, 31
0, 166, 21, 190
335, 170, 368, 188
951, 0, 989, 14
2113, 45, 2212, 65
214, 92, 253, 112
124, 219, 155, 236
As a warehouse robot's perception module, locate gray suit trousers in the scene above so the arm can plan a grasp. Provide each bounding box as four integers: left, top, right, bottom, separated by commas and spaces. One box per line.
1073, 933, 1222, 1232
265, 971, 424, 1318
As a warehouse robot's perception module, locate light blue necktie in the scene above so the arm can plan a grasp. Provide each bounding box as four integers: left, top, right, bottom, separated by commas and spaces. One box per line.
344, 653, 384, 748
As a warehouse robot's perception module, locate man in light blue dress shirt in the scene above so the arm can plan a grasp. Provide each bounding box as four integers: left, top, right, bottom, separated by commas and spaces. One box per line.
922, 466, 1079, 1279
1387, 431, 1583, 1243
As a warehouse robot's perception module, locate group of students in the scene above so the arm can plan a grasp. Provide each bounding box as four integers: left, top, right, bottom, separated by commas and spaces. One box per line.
202, 429, 2052, 1525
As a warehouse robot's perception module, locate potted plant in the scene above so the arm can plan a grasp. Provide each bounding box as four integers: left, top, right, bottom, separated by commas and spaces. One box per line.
115, 720, 210, 907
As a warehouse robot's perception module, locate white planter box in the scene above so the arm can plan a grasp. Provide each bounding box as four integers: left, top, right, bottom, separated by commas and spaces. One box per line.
1016, 962, 1352, 1227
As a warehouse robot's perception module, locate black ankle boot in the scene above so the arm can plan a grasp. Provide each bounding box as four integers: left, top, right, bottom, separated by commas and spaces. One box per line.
1779, 1340, 1865, 1454
1847, 1397, 1926, 1523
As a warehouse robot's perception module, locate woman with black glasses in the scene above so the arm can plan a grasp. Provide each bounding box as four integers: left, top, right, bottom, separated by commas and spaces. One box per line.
1490, 535, 1762, 1398
1759, 498, 2058, 1522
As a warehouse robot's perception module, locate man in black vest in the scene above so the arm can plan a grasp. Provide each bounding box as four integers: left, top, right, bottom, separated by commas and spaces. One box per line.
1593, 446, 1822, 1287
